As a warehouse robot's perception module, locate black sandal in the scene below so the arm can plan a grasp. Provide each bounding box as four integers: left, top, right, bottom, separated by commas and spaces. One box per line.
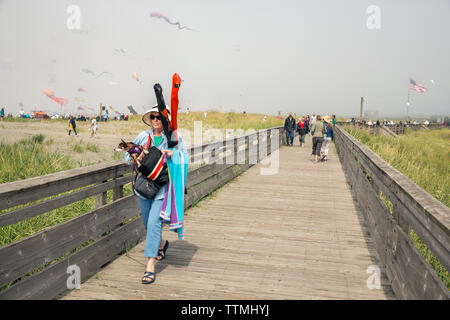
142, 271, 156, 284
157, 240, 169, 261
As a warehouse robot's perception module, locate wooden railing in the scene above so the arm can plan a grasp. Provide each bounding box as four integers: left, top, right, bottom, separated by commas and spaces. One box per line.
334, 125, 449, 299
338, 122, 448, 136
0, 127, 283, 299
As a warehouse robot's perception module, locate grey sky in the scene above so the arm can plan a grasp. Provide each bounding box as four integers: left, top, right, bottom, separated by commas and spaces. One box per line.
0, 0, 449, 117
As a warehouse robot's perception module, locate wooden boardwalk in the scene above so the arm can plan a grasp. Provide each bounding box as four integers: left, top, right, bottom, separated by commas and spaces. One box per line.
62, 136, 395, 300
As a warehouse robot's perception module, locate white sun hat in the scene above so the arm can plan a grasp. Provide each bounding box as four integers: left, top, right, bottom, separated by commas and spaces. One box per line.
142, 104, 171, 126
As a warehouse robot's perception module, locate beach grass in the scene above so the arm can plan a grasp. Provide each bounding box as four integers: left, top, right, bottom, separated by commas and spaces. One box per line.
346, 127, 449, 288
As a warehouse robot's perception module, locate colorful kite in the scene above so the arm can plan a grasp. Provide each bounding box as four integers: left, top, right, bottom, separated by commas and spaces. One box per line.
170, 73, 181, 142
78, 88, 86, 92
75, 97, 84, 102
132, 73, 140, 81
149, 12, 194, 31
42, 89, 68, 107
77, 105, 95, 112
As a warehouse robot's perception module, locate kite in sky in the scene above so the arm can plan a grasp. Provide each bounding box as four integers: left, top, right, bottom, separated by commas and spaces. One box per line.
42, 89, 69, 107
114, 48, 135, 55
132, 73, 140, 82
82, 68, 112, 78
149, 12, 194, 30
78, 88, 86, 92
115, 48, 127, 54
77, 105, 94, 112
75, 97, 84, 102
128, 105, 137, 115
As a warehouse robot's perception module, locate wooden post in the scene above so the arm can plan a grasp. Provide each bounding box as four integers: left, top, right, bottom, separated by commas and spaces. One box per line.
360, 97, 364, 122
99, 103, 102, 122
113, 176, 124, 201
234, 137, 238, 165
245, 136, 249, 165
95, 180, 108, 208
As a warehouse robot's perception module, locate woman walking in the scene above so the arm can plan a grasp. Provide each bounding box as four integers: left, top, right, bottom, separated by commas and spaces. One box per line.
320, 116, 334, 161
310, 115, 326, 162
296, 116, 309, 147
67, 115, 77, 136
125, 106, 187, 285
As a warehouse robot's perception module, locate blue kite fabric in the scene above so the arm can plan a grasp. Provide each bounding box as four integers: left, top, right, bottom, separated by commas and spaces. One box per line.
160, 149, 189, 239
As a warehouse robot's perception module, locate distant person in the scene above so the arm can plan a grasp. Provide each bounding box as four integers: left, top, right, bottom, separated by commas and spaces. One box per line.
310, 115, 326, 163
20, 108, 25, 118
311, 113, 317, 127
0, 107, 4, 121
305, 115, 311, 130
102, 109, 108, 122
204, 111, 207, 119
296, 117, 309, 147
320, 116, 334, 162
90, 116, 98, 138
284, 113, 296, 146
67, 115, 78, 136
332, 115, 336, 126
186, 107, 190, 115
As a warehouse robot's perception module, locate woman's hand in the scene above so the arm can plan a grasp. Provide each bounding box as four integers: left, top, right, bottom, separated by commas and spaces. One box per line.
161, 150, 173, 158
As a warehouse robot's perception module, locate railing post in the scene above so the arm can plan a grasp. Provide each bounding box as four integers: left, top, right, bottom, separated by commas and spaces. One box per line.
113, 175, 124, 201
95, 180, 108, 208
257, 132, 260, 163
245, 135, 250, 165
234, 137, 238, 164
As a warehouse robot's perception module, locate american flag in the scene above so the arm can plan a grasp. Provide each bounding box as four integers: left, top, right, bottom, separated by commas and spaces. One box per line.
410, 78, 427, 92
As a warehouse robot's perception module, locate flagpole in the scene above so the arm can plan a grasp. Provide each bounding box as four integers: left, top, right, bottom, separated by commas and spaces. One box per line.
407, 79, 410, 122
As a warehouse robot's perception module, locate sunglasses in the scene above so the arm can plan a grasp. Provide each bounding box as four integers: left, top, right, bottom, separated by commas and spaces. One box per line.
149, 114, 161, 120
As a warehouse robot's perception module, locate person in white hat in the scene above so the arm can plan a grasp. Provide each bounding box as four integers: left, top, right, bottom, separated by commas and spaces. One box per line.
124, 105, 187, 285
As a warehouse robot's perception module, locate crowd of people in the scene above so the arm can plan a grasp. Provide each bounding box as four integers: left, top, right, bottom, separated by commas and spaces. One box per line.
284, 113, 336, 163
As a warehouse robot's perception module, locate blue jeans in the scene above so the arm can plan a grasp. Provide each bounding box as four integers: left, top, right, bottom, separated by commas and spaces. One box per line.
286, 131, 294, 145
138, 197, 164, 258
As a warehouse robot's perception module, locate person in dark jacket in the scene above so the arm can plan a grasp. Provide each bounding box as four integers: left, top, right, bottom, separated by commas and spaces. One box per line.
296, 116, 309, 147
284, 113, 296, 146
67, 115, 78, 136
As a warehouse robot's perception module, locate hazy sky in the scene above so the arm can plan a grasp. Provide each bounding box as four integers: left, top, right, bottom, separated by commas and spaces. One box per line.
0, 0, 449, 117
